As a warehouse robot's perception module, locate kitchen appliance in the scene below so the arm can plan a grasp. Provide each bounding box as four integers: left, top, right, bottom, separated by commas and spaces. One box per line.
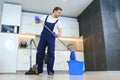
25, 39, 37, 75
20, 41, 28, 48
1, 24, 19, 34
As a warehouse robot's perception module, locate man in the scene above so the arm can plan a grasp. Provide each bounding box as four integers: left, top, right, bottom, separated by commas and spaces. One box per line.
35, 7, 62, 75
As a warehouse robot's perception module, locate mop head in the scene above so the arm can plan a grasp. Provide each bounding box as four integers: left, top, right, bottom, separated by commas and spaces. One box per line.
70, 50, 76, 60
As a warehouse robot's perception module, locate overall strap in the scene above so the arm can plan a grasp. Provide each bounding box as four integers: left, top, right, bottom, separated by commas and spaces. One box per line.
45, 15, 49, 22
45, 15, 58, 24
54, 19, 58, 24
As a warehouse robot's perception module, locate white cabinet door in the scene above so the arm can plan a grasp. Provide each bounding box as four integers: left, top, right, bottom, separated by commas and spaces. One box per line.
36, 23, 43, 35
75, 52, 84, 61
31, 50, 37, 66
54, 51, 66, 70
20, 12, 43, 35
17, 49, 37, 71
17, 50, 84, 71
20, 13, 37, 34
64, 51, 70, 70
17, 49, 30, 70
54, 51, 84, 71
1, 3, 22, 26
54, 51, 70, 70
75, 51, 85, 70
61, 21, 79, 37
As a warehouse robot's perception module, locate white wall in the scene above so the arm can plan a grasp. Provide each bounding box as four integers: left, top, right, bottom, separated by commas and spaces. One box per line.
0, 0, 3, 26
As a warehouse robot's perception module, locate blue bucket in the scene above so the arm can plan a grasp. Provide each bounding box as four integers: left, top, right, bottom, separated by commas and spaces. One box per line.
67, 60, 84, 75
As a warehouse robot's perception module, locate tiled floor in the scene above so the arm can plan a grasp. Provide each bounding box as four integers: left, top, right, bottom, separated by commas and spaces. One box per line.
0, 71, 120, 80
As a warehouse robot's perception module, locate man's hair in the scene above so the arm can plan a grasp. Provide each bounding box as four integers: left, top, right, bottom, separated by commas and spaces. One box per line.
53, 7, 62, 13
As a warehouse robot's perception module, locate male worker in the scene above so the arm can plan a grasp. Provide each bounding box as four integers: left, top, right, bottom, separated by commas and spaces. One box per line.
35, 7, 62, 75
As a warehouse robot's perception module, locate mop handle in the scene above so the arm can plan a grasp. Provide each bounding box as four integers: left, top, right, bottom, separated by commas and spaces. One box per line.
42, 23, 55, 35
42, 23, 71, 50
57, 38, 71, 50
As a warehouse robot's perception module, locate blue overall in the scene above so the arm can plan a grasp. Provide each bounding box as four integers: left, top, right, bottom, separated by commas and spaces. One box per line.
36, 15, 58, 74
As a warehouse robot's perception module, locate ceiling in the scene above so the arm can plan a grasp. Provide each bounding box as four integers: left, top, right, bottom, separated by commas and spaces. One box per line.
4, 0, 93, 18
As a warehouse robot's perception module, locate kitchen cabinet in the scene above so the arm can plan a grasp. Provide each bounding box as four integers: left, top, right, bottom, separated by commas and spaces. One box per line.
54, 51, 84, 70
54, 51, 69, 70
60, 21, 79, 37
17, 49, 37, 70
17, 49, 84, 71
20, 12, 79, 37
17, 50, 29, 70
1, 3, 22, 26
20, 12, 43, 35
17, 49, 47, 71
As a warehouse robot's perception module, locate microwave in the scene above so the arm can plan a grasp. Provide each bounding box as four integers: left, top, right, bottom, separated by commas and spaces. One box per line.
1, 24, 19, 34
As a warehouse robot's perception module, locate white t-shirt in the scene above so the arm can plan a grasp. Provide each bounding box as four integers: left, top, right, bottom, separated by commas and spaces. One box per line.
40, 15, 62, 29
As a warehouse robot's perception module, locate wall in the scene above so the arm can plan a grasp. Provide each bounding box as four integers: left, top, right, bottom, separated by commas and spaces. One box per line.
78, 0, 120, 71
100, 0, 120, 70
77, 0, 107, 71
0, 0, 3, 26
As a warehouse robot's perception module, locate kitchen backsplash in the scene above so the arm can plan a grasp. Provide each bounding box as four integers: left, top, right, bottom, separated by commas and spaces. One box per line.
18, 34, 83, 51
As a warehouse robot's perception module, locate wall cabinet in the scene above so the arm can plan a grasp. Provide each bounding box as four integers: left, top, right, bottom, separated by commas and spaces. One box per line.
1, 3, 22, 26
20, 12, 79, 37
61, 21, 79, 37
20, 12, 43, 35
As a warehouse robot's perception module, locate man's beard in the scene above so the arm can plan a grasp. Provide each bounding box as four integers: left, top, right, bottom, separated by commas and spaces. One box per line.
55, 15, 59, 18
